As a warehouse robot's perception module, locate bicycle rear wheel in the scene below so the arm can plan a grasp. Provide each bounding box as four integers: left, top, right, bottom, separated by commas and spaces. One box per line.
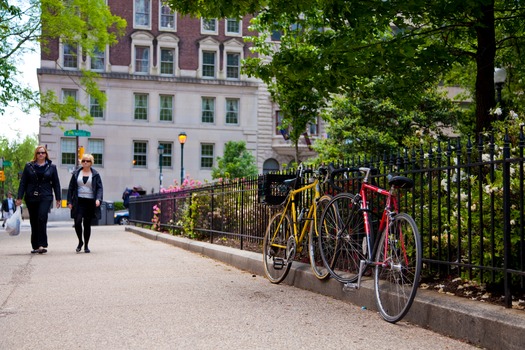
308, 195, 332, 280
319, 193, 367, 283
374, 212, 422, 323
263, 212, 293, 284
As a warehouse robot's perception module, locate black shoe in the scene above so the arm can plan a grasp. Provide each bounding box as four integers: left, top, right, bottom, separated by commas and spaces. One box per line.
31, 249, 38, 254
76, 242, 83, 253
84, 248, 90, 253
38, 248, 47, 254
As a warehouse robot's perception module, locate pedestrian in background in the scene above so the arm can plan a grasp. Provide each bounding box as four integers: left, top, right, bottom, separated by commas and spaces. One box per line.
67, 153, 103, 253
2, 191, 15, 228
16, 145, 62, 254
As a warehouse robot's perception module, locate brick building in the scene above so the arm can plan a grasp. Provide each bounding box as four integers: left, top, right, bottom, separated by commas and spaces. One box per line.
37, 0, 319, 201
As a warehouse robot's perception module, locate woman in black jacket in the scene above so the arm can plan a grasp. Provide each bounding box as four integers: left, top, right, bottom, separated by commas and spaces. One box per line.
16, 145, 62, 254
67, 153, 103, 253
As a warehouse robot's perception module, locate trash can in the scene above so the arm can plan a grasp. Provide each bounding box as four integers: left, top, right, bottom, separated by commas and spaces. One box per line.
97, 201, 115, 225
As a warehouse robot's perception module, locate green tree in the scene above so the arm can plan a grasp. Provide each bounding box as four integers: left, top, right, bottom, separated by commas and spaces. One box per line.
313, 84, 465, 162
166, 0, 525, 135
211, 141, 258, 180
0, 134, 38, 198
1, 0, 126, 125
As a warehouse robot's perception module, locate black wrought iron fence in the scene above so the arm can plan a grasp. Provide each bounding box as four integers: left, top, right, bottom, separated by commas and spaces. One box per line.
130, 130, 525, 308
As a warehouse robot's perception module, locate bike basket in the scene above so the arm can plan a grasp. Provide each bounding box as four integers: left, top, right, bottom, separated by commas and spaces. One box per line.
258, 174, 296, 206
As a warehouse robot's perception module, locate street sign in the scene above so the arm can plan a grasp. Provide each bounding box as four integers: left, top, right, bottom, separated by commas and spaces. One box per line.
64, 129, 91, 137
2, 160, 12, 167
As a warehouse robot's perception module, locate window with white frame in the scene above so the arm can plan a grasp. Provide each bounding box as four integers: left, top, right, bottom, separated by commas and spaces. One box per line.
63, 43, 78, 69
201, 19, 217, 34
134, 93, 148, 120
202, 51, 216, 78
308, 117, 320, 135
61, 138, 76, 165
200, 144, 214, 169
62, 89, 78, 103
88, 139, 104, 165
159, 142, 173, 167
135, 46, 150, 74
134, 0, 150, 27
226, 53, 240, 79
160, 48, 174, 75
89, 94, 104, 119
225, 98, 239, 125
225, 18, 241, 35
90, 47, 105, 71
133, 141, 148, 167
159, 95, 173, 121
201, 97, 215, 123
159, 2, 176, 30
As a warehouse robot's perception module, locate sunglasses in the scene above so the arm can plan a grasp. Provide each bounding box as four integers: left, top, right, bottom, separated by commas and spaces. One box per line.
81, 160, 92, 163
36, 152, 46, 155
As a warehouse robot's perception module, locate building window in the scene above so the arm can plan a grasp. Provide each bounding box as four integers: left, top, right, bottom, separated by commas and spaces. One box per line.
226, 53, 240, 79
90, 48, 105, 71
201, 144, 214, 169
160, 48, 174, 75
201, 97, 215, 123
201, 19, 217, 34
133, 141, 148, 167
202, 51, 216, 78
308, 118, 319, 136
134, 93, 148, 120
134, 0, 150, 27
90, 94, 104, 119
135, 46, 150, 74
225, 18, 241, 35
61, 138, 76, 165
63, 43, 78, 69
88, 139, 104, 165
159, 95, 173, 121
62, 89, 77, 103
159, 2, 176, 30
225, 98, 239, 125
159, 142, 173, 167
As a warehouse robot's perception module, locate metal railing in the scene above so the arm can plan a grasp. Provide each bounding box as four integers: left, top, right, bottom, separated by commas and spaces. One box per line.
130, 130, 525, 308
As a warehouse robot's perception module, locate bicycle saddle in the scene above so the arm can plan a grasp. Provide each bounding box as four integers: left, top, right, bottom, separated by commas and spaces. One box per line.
387, 175, 414, 189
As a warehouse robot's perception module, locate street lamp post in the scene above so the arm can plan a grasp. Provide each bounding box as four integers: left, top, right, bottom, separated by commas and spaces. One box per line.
178, 132, 187, 185
494, 67, 507, 118
157, 144, 164, 192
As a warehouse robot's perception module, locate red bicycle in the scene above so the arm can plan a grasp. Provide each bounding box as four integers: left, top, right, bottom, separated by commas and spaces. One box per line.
319, 165, 422, 323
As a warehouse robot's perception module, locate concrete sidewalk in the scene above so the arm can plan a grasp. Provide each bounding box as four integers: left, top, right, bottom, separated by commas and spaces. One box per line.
126, 225, 525, 350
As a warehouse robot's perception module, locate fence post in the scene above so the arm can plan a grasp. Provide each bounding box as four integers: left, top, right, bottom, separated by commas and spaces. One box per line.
502, 130, 512, 308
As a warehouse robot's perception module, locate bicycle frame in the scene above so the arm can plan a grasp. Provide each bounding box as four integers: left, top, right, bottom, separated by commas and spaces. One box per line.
271, 176, 323, 252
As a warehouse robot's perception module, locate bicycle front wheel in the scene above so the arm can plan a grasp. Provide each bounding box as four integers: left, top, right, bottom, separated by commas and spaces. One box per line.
319, 193, 367, 283
374, 212, 422, 323
308, 195, 332, 280
263, 212, 293, 284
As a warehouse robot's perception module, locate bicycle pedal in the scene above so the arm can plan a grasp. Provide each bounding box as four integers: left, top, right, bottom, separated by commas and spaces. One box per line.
343, 283, 359, 292
273, 258, 285, 270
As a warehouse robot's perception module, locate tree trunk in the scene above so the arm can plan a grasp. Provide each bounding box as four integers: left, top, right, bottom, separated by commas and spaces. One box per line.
475, 1, 496, 135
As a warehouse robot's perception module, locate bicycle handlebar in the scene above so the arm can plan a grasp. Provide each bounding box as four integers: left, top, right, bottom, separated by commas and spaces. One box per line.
327, 163, 376, 192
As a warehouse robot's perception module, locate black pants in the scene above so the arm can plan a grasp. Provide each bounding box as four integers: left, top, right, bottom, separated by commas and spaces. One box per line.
74, 197, 96, 248
26, 199, 53, 250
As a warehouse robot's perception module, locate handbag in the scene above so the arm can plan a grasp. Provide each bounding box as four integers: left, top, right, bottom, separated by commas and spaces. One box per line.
5, 206, 22, 236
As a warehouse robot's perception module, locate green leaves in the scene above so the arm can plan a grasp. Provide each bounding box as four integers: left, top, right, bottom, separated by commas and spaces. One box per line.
211, 141, 258, 180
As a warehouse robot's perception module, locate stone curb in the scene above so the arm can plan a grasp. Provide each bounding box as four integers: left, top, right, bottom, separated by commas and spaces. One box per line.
126, 226, 525, 350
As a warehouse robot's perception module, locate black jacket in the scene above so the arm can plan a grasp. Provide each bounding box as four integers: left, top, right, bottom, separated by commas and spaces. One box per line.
67, 167, 103, 219
17, 161, 61, 203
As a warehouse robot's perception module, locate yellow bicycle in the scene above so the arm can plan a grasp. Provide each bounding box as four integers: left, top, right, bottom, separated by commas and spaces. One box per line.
260, 164, 333, 283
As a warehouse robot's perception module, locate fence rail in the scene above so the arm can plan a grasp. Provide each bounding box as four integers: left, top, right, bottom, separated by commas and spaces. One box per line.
130, 131, 525, 308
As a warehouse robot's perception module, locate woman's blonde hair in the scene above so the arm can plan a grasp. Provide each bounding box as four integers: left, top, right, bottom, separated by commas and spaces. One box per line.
81, 153, 95, 165
31, 145, 50, 162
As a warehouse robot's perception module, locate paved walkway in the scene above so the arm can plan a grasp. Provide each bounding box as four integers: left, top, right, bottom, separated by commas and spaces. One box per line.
0, 221, 522, 349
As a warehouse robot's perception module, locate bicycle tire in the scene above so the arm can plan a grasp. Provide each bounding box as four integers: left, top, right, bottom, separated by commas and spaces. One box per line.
319, 193, 367, 283
308, 195, 332, 280
263, 212, 293, 284
374, 212, 422, 323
